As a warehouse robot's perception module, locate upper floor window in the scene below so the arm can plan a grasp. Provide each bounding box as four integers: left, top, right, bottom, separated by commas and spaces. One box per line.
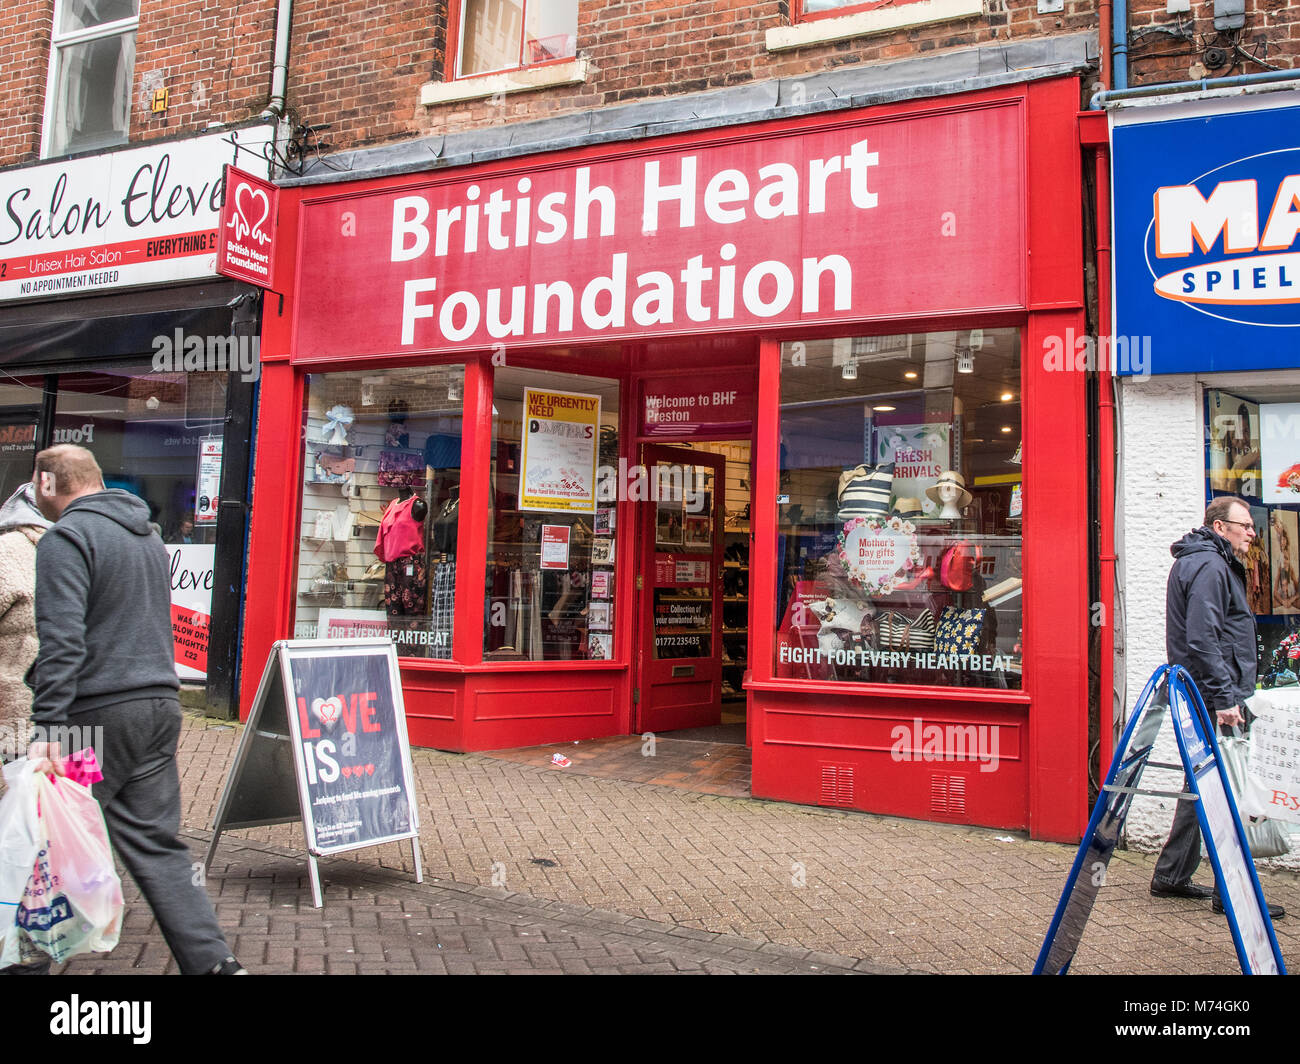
800, 0, 908, 19
452, 0, 576, 78
43, 0, 139, 158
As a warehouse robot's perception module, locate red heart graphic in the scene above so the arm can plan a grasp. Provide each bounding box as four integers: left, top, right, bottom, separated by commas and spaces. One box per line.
365, 764, 375, 776
341, 765, 352, 778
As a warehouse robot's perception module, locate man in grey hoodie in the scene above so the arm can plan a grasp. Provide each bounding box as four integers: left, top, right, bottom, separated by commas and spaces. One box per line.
26, 445, 245, 974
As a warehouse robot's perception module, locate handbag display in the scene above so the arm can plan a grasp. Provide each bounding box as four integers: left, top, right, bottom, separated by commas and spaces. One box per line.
312, 451, 355, 483
377, 449, 425, 487
877, 608, 935, 652
936, 606, 987, 656
939, 540, 983, 591
836, 463, 893, 522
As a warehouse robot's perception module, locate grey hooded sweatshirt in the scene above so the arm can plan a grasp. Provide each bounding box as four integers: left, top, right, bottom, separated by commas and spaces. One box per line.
30, 489, 179, 725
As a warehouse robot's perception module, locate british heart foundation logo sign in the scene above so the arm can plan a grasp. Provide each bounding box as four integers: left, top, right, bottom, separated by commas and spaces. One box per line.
217, 164, 277, 288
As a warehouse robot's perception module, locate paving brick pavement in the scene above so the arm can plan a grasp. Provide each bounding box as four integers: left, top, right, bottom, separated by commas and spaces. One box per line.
66, 713, 1300, 974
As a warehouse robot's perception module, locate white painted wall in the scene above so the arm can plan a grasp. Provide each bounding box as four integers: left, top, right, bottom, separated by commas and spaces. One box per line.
1116, 373, 1300, 870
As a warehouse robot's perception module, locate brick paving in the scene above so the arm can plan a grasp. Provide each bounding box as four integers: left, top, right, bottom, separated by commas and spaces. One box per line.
58, 713, 1300, 974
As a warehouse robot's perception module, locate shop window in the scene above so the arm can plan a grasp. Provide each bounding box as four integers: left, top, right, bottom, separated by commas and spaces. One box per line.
0, 377, 49, 502
43, 0, 138, 158
294, 367, 465, 660
451, 0, 577, 78
776, 330, 1023, 690
798, 0, 922, 21
484, 367, 619, 661
1207, 388, 1300, 684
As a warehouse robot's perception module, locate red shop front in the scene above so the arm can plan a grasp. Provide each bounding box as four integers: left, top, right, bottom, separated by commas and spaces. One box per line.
242, 76, 1091, 842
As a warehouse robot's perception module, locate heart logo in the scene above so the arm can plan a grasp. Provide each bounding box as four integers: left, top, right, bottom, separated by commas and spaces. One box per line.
228, 182, 272, 246
341, 765, 352, 778
312, 695, 343, 727
365, 764, 375, 776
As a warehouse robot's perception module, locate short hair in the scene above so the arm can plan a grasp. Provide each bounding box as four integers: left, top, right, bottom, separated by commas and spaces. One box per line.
34, 444, 105, 496
1206, 495, 1248, 527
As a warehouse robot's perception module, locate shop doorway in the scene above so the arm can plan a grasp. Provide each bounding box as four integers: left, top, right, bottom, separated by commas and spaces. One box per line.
634, 440, 752, 743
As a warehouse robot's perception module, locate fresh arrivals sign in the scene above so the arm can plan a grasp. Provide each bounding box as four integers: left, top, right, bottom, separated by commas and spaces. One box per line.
0, 126, 276, 302
294, 104, 1024, 356
1113, 103, 1300, 373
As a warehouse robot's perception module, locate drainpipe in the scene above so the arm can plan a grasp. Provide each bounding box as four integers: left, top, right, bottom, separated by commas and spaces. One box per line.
1111, 0, 1127, 90
1094, 146, 1117, 775
1098, 0, 1112, 89
261, 0, 294, 117
1091, 68, 1300, 109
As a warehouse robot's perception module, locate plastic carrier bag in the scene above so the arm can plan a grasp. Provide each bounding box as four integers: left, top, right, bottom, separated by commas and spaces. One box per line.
7, 762, 123, 963
0, 760, 44, 966
1220, 733, 1291, 860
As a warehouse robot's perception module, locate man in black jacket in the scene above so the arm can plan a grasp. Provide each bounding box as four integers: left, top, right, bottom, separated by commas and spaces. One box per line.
1151, 495, 1284, 918
26, 445, 247, 972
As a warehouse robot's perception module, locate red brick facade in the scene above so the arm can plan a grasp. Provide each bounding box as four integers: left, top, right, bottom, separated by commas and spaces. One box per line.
2, 0, 1298, 167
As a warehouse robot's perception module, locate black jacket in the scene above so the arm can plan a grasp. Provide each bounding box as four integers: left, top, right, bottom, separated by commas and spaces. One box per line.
1165, 526, 1257, 712
30, 490, 179, 724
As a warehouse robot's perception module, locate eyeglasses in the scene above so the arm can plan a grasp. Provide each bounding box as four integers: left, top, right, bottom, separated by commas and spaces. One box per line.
1218, 519, 1256, 534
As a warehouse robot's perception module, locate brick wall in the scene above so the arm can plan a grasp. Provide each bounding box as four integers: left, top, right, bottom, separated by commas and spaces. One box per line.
1125, 0, 1300, 87
0, 1, 52, 164
0, 0, 278, 169
281, 0, 1103, 152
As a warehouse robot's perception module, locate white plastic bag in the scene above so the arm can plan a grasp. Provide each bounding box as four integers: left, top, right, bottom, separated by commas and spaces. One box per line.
0, 760, 44, 966
1220, 733, 1291, 859
15, 770, 123, 963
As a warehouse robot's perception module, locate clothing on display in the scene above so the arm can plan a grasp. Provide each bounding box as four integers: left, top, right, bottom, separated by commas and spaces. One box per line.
374, 495, 427, 562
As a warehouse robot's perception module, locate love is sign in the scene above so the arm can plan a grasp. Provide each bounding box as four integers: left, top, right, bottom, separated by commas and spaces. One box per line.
217, 164, 278, 288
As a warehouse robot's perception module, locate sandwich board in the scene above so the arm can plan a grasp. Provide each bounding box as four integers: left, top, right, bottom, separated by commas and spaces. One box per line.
1035, 664, 1285, 975
204, 639, 422, 907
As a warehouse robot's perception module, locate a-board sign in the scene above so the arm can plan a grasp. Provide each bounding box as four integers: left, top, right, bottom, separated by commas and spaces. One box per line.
1035, 665, 1285, 975
205, 639, 422, 907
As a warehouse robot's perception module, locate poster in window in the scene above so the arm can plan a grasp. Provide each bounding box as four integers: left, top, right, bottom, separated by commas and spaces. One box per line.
1269, 509, 1300, 615
588, 602, 611, 630
591, 538, 614, 565
1246, 505, 1272, 616
519, 387, 600, 513
684, 515, 711, 550
590, 570, 610, 598
588, 632, 613, 660
656, 499, 683, 547
874, 423, 951, 518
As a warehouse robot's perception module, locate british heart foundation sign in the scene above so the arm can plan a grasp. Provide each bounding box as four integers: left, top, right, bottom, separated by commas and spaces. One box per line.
217, 165, 277, 288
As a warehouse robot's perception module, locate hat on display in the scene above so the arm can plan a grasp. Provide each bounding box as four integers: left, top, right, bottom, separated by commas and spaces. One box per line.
892, 497, 924, 519
837, 463, 894, 522
924, 470, 972, 509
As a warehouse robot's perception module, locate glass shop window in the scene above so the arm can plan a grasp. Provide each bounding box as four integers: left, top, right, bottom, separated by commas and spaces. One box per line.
776, 329, 1024, 689
484, 367, 619, 662
295, 366, 465, 660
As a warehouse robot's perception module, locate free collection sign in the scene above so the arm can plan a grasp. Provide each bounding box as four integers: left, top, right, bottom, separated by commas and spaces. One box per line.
519, 387, 600, 513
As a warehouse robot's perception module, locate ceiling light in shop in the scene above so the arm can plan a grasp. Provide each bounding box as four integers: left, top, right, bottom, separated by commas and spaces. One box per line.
872, 404, 896, 412
904, 371, 918, 380
1001, 392, 1015, 402
841, 361, 858, 381
1001, 426, 1013, 433
957, 353, 975, 374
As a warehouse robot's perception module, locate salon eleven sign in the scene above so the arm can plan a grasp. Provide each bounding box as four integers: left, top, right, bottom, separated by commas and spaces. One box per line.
0, 126, 276, 302
293, 102, 1024, 355
1112, 102, 1300, 374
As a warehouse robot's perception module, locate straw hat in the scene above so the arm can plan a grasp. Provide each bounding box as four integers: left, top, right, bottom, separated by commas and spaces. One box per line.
924, 470, 972, 508
892, 497, 924, 519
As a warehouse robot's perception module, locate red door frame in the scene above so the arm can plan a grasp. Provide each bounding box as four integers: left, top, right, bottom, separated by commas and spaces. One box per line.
634, 444, 726, 734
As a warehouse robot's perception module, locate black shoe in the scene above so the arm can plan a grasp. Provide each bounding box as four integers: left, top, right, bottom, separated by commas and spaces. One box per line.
1151, 880, 1214, 900
207, 956, 248, 975
1212, 896, 1286, 919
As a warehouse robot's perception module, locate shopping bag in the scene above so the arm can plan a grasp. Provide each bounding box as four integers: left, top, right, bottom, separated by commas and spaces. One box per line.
0, 760, 44, 967
1219, 733, 1291, 859
15, 771, 123, 963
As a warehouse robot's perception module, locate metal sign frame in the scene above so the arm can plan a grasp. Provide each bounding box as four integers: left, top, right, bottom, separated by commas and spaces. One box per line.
1035, 664, 1285, 975
205, 639, 423, 907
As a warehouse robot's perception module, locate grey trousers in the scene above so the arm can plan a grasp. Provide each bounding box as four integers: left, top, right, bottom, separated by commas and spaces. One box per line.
71, 696, 232, 974
1152, 783, 1206, 888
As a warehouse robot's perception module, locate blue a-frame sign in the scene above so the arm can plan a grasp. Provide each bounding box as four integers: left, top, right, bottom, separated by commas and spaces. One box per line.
1035, 665, 1286, 975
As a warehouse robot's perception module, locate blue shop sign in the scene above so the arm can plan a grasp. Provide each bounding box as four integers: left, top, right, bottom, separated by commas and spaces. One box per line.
1112, 104, 1300, 375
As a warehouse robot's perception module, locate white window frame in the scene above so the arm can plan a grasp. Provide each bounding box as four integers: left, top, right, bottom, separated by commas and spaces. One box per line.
451, 0, 576, 81
41, 3, 140, 159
